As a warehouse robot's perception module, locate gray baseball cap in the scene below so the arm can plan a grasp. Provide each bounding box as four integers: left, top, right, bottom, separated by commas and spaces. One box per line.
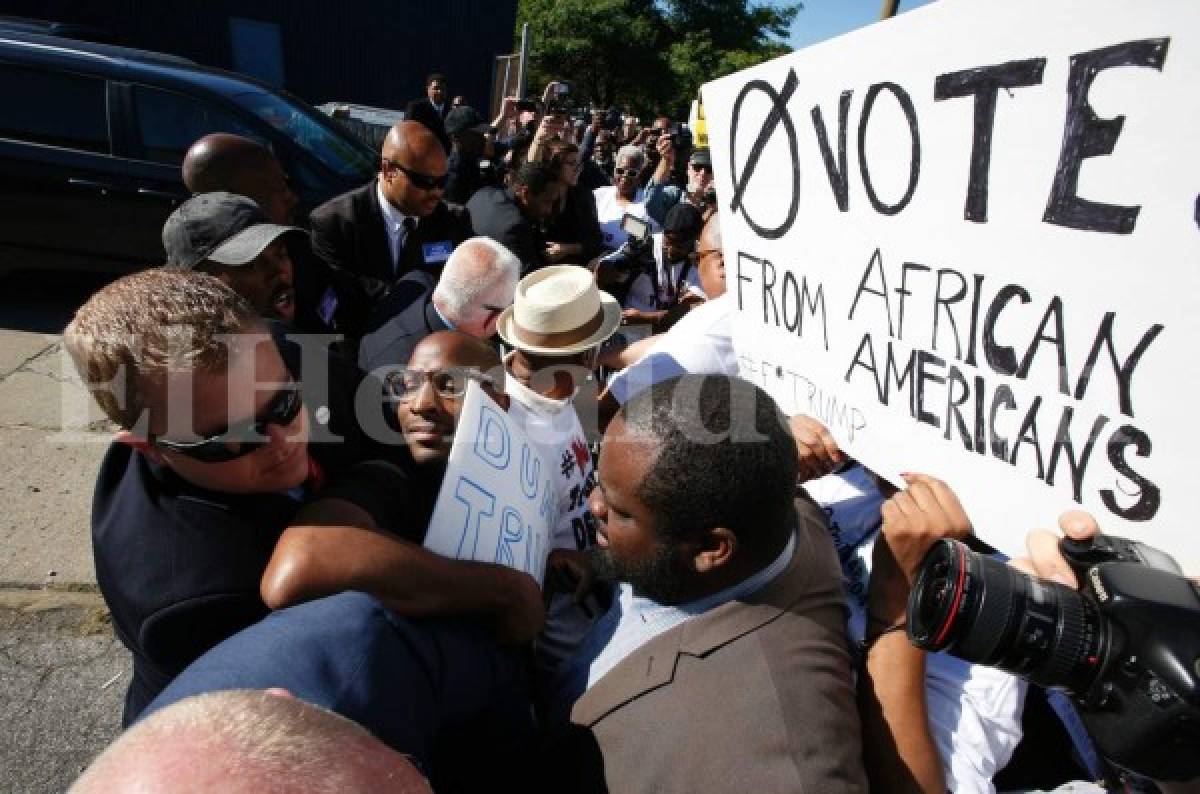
163, 192, 302, 270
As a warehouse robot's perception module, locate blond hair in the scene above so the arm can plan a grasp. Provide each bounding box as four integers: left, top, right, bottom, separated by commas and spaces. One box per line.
62, 269, 259, 430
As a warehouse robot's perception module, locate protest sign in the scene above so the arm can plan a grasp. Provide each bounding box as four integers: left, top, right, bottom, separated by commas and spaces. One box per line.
424, 382, 557, 584
703, 0, 1200, 565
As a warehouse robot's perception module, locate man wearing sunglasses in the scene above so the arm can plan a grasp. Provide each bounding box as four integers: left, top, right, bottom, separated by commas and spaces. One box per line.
645, 145, 717, 227
64, 270, 400, 725
310, 121, 472, 307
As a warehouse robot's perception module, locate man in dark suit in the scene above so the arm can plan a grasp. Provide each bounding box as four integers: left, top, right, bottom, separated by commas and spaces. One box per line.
309, 121, 472, 308
357, 236, 520, 372
466, 161, 562, 274
405, 72, 451, 152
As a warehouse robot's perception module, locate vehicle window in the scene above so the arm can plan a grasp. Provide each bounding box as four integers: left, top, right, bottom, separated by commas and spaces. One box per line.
130, 84, 262, 165
0, 62, 108, 153
234, 90, 375, 180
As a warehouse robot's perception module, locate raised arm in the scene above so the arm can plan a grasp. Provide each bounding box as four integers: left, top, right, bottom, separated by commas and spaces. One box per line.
858, 473, 971, 793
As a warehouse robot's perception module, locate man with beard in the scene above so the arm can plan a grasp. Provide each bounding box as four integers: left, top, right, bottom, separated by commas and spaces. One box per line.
163, 192, 302, 324
541, 374, 867, 793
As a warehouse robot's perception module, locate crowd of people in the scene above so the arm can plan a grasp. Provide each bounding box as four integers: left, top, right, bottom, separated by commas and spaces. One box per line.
61, 71, 1186, 793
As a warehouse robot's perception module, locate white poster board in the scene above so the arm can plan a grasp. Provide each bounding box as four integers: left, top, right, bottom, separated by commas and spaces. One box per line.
703, 0, 1200, 566
424, 382, 557, 584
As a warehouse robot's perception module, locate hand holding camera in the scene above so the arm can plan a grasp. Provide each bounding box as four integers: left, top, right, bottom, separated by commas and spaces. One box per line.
868, 473, 973, 632
906, 514, 1200, 782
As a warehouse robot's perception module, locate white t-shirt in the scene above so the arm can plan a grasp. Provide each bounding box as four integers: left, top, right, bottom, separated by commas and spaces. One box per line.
607, 293, 738, 404
623, 233, 706, 311
593, 186, 659, 250
503, 357, 600, 672
804, 466, 1026, 794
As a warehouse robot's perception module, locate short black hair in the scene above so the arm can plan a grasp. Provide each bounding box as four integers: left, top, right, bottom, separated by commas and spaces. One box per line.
619, 375, 799, 552
663, 203, 704, 241
513, 161, 559, 196
426, 72, 447, 86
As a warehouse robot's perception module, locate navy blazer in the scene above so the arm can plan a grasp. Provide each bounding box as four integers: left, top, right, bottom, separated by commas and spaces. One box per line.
466, 186, 546, 274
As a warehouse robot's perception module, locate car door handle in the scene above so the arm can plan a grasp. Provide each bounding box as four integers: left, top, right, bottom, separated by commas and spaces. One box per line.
136, 187, 182, 202
67, 177, 119, 193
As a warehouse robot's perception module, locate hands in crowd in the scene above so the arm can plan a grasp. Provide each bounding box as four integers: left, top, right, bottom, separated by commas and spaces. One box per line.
488, 567, 547, 646
869, 473, 973, 629
655, 133, 675, 165
789, 415, 845, 482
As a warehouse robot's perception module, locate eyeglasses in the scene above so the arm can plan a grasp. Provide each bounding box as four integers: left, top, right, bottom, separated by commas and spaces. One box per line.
385, 368, 496, 403
383, 158, 449, 191
154, 383, 304, 463
614, 167, 639, 177
689, 162, 713, 174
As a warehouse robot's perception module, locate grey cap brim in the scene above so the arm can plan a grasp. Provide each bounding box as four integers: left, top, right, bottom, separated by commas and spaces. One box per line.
206, 224, 303, 266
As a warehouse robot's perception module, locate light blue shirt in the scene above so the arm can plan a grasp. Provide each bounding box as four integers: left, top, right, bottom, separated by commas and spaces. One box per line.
547, 530, 796, 722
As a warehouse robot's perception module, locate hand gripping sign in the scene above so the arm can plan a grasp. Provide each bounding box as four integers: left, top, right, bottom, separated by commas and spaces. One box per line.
703, 0, 1200, 566
424, 381, 557, 584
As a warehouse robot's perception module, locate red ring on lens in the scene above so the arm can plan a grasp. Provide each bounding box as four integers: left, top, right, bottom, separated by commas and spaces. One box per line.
933, 542, 969, 648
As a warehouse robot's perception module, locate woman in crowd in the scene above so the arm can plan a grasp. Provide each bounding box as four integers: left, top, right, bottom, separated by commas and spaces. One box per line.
542, 140, 603, 264
593, 145, 660, 250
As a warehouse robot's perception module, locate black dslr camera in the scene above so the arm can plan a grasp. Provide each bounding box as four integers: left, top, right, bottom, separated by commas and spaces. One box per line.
593, 214, 655, 305
598, 214, 654, 274
907, 534, 1200, 782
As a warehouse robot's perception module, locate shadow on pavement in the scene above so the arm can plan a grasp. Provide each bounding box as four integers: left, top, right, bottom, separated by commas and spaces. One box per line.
0, 271, 120, 335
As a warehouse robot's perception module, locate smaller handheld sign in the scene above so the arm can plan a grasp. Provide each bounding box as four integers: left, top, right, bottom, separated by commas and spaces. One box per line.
423, 381, 557, 584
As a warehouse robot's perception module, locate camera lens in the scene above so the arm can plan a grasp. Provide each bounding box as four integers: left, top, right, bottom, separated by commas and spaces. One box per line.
908, 540, 1114, 695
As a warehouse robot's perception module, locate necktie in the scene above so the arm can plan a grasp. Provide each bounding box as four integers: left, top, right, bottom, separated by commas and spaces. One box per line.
397, 216, 417, 273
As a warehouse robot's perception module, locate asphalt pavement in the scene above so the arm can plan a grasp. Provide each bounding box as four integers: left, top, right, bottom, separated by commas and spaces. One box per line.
0, 271, 126, 792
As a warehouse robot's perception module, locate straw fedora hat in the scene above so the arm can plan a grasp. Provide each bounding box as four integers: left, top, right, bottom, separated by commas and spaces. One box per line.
497, 265, 622, 356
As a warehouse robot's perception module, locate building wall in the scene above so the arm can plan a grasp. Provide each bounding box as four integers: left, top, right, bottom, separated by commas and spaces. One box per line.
0, 0, 517, 111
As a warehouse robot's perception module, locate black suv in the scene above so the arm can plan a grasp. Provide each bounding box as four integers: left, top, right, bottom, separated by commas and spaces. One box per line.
0, 31, 378, 276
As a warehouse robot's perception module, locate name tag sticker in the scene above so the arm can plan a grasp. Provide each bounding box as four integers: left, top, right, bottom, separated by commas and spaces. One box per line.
423, 241, 453, 264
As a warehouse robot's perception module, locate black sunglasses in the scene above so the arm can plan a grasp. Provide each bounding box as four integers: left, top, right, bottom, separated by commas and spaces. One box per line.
614, 166, 639, 177
154, 384, 304, 463
383, 158, 449, 191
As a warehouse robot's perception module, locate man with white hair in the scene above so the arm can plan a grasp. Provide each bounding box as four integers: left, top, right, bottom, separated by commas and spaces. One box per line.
70, 690, 432, 794
357, 236, 520, 372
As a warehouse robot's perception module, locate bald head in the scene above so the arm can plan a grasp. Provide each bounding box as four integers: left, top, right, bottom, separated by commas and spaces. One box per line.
379, 122, 448, 217
410, 330, 501, 373
181, 134, 298, 224
70, 690, 432, 794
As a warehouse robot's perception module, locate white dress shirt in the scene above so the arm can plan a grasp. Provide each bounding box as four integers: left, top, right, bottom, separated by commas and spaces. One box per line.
376, 180, 417, 272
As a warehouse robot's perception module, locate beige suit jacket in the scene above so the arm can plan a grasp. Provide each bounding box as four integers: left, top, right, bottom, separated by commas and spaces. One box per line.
550, 497, 868, 793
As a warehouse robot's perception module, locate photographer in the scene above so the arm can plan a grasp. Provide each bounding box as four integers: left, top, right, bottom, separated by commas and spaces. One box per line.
646, 141, 716, 227
620, 203, 706, 328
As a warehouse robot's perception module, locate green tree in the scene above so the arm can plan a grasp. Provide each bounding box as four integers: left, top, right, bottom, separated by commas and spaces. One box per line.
662, 1, 799, 109
516, 0, 800, 117
516, 0, 668, 113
